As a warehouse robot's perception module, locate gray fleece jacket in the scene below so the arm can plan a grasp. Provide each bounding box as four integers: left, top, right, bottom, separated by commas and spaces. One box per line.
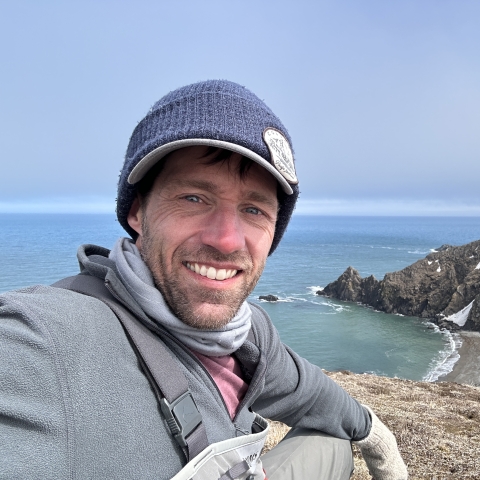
0, 244, 370, 479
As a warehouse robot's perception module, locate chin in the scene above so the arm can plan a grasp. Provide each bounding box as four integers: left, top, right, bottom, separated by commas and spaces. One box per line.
183, 303, 239, 330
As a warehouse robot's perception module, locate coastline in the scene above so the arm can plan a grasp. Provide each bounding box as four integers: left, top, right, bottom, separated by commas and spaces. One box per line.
437, 331, 480, 385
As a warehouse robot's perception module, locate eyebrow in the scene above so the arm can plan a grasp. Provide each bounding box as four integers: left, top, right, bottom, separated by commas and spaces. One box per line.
245, 191, 279, 212
174, 179, 218, 192
170, 179, 279, 211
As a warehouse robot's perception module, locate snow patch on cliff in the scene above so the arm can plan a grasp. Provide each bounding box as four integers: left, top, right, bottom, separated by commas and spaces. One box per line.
445, 300, 475, 327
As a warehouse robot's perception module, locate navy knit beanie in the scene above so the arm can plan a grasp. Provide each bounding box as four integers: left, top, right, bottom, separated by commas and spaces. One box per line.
117, 80, 299, 255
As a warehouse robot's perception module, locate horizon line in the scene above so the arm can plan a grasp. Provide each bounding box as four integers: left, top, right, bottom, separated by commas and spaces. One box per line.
1, 198, 479, 217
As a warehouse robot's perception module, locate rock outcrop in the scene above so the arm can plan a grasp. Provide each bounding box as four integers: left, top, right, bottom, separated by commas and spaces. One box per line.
259, 295, 278, 302
317, 240, 480, 331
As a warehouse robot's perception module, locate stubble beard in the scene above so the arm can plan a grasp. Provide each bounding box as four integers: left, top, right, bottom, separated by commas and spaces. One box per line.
139, 219, 265, 330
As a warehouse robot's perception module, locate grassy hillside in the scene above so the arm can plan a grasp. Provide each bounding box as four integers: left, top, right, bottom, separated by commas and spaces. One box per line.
264, 372, 480, 479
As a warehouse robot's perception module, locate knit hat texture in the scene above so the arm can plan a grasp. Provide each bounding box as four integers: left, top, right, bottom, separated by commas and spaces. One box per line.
117, 80, 299, 254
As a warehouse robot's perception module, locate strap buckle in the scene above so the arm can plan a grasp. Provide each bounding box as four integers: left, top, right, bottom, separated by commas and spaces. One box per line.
160, 392, 202, 448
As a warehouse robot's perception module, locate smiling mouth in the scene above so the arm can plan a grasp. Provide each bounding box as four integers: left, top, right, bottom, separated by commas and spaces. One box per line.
185, 262, 239, 281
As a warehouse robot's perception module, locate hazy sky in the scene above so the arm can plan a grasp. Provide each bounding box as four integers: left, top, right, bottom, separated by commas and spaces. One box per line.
1, 0, 479, 215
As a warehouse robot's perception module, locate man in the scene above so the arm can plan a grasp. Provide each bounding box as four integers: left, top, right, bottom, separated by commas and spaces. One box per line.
0, 80, 407, 479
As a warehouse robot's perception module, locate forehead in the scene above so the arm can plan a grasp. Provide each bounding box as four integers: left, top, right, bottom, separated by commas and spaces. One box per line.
153, 146, 279, 196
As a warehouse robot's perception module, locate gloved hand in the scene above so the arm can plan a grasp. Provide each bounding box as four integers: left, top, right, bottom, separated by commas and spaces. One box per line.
353, 405, 408, 480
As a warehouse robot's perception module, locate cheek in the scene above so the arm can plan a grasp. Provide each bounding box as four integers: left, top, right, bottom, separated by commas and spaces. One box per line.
143, 207, 198, 248
247, 225, 275, 261
160, 229, 201, 266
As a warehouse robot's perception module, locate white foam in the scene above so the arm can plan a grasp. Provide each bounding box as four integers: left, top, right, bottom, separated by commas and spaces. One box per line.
385, 348, 399, 358
289, 295, 308, 302
422, 320, 441, 333
323, 300, 349, 312
408, 250, 430, 255
445, 300, 475, 327
301, 297, 328, 306
423, 329, 463, 382
308, 286, 323, 294
430, 249, 438, 253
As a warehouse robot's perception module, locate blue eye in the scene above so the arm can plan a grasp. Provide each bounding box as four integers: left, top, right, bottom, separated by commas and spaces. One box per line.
245, 207, 261, 215
185, 195, 201, 203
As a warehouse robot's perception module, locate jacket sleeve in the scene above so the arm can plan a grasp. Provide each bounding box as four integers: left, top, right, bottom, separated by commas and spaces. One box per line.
249, 303, 371, 441
0, 288, 72, 479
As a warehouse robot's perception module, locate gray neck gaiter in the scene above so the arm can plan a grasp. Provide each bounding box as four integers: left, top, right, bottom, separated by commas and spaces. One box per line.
109, 238, 252, 357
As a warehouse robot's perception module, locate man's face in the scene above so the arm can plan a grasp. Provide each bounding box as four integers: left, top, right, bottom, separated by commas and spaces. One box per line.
127, 146, 278, 330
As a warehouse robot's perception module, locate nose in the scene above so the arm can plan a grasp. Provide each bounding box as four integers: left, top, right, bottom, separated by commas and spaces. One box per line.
200, 206, 246, 254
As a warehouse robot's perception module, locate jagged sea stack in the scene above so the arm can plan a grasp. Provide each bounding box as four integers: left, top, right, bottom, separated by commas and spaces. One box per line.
317, 240, 480, 331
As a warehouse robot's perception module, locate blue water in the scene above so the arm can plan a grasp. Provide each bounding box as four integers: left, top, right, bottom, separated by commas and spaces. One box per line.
1, 214, 479, 381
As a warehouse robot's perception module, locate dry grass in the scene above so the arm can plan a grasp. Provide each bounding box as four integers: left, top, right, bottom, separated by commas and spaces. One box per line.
264, 371, 480, 479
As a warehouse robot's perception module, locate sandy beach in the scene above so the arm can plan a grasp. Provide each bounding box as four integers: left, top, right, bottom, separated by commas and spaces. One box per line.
438, 331, 480, 386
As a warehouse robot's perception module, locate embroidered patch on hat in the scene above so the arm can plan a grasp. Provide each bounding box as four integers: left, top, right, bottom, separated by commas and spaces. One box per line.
263, 128, 298, 184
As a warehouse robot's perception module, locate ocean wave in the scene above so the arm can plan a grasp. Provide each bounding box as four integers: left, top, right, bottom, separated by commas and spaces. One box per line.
287, 294, 335, 305
287, 296, 313, 303
422, 328, 463, 382
408, 250, 430, 255
307, 286, 323, 294
322, 300, 349, 312
384, 348, 400, 359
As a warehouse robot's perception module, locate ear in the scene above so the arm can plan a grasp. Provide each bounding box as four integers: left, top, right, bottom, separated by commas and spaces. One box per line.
127, 196, 143, 244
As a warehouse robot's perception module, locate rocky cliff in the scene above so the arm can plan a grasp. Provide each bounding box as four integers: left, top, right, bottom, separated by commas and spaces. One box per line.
317, 239, 480, 331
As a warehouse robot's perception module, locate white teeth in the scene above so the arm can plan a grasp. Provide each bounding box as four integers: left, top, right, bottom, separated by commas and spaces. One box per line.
186, 263, 238, 281
206, 267, 216, 279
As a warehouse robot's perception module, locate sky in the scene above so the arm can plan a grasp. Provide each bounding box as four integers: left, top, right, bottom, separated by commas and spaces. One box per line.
1, 0, 479, 216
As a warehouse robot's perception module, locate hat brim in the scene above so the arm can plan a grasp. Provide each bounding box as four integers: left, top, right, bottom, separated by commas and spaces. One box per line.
127, 138, 294, 195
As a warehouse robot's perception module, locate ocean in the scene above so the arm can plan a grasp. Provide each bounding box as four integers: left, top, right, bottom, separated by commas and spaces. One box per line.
1, 214, 479, 381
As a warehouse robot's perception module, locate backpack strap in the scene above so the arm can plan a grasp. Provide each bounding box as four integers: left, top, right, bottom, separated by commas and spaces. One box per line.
53, 274, 209, 461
